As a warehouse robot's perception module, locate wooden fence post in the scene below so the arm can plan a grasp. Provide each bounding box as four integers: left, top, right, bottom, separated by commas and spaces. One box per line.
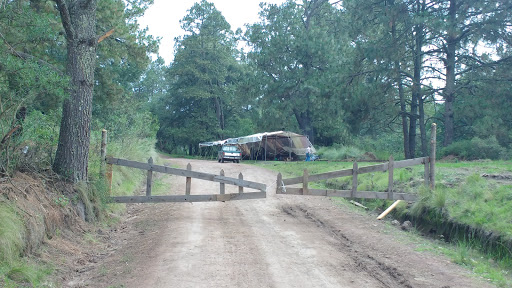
351, 161, 358, 198
388, 155, 394, 200
106, 161, 113, 196
430, 123, 437, 189
303, 169, 309, 195
238, 173, 243, 194
100, 129, 107, 177
220, 169, 225, 194
424, 157, 430, 187
101, 130, 112, 195
146, 157, 153, 196
186, 163, 192, 195
276, 173, 283, 194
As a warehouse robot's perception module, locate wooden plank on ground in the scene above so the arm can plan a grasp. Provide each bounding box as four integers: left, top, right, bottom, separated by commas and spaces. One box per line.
110, 191, 266, 203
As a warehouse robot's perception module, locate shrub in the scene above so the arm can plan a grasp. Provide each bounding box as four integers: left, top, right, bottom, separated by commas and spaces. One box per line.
441, 137, 506, 160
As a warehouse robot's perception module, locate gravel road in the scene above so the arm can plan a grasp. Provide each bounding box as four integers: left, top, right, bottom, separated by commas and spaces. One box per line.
76, 157, 494, 288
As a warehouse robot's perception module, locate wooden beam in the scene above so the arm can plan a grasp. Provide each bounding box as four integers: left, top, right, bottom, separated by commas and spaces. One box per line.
307, 168, 354, 182
351, 161, 358, 198
106, 157, 265, 191
238, 173, 243, 194
303, 169, 309, 195
100, 129, 107, 177
358, 163, 388, 174
110, 191, 266, 203
282, 188, 417, 201
394, 157, 428, 169
146, 157, 153, 196
377, 200, 402, 220
388, 155, 394, 200
350, 200, 368, 210
220, 169, 225, 195
282, 176, 304, 186
186, 163, 192, 195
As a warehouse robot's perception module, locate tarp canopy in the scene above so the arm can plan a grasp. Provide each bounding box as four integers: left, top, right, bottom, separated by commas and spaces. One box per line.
199, 131, 315, 160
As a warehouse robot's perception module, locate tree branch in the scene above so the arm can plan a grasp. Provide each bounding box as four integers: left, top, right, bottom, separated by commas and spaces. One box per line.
0, 31, 63, 75
54, 0, 75, 41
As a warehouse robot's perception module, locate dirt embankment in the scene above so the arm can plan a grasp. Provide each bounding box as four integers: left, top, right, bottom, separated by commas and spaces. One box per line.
62, 157, 494, 288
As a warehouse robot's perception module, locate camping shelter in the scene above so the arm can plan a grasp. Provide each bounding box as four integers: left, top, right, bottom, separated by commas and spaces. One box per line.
199, 131, 316, 161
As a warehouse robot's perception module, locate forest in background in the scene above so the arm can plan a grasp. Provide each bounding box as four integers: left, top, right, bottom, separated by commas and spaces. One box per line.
0, 0, 511, 179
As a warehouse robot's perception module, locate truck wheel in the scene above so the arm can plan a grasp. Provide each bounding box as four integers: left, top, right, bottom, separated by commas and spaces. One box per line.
221, 159, 224, 163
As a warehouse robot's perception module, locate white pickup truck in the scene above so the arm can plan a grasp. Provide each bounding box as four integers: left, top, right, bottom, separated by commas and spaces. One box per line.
218, 145, 242, 163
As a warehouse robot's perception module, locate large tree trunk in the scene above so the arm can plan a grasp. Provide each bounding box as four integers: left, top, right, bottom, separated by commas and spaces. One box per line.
53, 0, 97, 182
391, 11, 409, 159
419, 96, 427, 156
409, 0, 425, 159
293, 108, 314, 144
443, 0, 457, 147
214, 96, 225, 138
398, 63, 409, 159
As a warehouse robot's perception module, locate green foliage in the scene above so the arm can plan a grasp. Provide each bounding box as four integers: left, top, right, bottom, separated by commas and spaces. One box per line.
316, 144, 365, 161
155, 0, 243, 154
441, 137, 507, 160
246, 0, 350, 145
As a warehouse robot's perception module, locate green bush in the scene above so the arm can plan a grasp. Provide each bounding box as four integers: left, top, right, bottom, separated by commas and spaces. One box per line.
441, 137, 507, 160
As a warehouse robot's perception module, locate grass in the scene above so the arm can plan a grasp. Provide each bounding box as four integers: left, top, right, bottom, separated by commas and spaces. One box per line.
0, 203, 25, 264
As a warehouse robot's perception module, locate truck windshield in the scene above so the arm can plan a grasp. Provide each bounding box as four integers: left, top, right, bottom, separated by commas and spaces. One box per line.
223, 146, 238, 152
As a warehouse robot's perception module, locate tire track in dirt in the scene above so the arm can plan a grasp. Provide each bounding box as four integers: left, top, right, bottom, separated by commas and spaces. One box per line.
282, 205, 413, 288
71, 158, 496, 288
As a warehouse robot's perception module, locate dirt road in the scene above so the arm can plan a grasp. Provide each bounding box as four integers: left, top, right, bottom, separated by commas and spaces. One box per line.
74, 158, 494, 288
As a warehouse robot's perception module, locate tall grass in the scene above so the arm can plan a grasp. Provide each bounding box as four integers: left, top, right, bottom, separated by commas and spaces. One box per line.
0, 203, 53, 287
316, 144, 365, 161
0, 203, 25, 264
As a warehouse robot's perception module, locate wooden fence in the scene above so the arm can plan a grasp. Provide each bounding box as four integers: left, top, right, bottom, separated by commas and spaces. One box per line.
276, 124, 437, 202
105, 157, 266, 203
100, 130, 266, 203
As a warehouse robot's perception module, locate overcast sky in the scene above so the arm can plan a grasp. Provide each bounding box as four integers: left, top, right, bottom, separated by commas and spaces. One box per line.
138, 0, 285, 64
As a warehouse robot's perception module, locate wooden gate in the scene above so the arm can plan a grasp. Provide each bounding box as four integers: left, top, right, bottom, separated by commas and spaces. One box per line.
276, 124, 437, 202
104, 156, 266, 203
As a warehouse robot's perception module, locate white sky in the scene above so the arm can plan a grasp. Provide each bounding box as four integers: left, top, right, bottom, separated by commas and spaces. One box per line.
138, 0, 285, 64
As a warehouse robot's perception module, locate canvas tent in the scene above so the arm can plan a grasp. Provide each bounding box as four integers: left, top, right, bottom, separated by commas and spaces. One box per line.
199, 131, 315, 161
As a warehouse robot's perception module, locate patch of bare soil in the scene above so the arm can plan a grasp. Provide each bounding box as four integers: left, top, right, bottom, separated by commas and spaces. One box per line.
65, 157, 495, 288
